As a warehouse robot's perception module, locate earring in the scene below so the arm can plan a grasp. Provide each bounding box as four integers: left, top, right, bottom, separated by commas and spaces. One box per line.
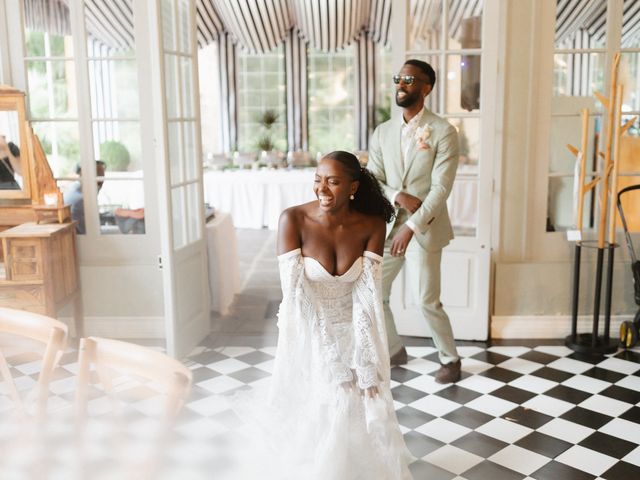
350, 194, 355, 200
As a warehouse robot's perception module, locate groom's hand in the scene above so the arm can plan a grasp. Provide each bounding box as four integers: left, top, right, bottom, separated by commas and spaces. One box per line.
390, 225, 413, 257
395, 192, 422, 213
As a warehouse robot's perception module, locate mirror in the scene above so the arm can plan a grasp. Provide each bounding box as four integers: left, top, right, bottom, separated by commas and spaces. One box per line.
0, 85, 32, 201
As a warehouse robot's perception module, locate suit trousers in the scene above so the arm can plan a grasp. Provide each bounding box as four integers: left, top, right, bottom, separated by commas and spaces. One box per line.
381, 233, 459, 365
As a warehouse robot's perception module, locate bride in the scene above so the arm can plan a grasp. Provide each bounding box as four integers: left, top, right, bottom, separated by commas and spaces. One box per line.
226, 151, 412, 480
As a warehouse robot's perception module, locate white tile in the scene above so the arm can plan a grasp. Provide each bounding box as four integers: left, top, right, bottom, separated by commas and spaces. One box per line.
561, 374, 611, 394
489, 445, 552, 475
596, 357, 640, 375
475, 417, 533, 443
217, 347, 256, 358
465, 394, 519, 417
534, 346, 573, 357
0, 375, 36, 393
390, 380, 401, 389
259, 346, 277, 356
456, 374, 504, 394
403, 358, 441, 374
555, 445, 618, 477
48, 376, 79, 395
599, 417, 640, 444
207, 358, 251, 375
254, 359, 274, 373
410, 394, 460, 417
460, 358, 494, 375
537, 417, 594, 443
615, 374, 640, 391
508, 375, 557, 394
623, 445, 640, 467
579, 394, 633, 418
457, 346, 485, 358
198, 375, 245, 394
497, 357, 542, 375
13, 360, 42, 375
399, 425, 410, 435
406, 346, 437, 358
175, 417, 229, 439
488, 346, 531, 357
404, 374, 449, 394
186, 395, 232, 417
424, 445, 483, 475
522, 394, 574, 417
547, 357, 593, 374
414, 418, 471, 443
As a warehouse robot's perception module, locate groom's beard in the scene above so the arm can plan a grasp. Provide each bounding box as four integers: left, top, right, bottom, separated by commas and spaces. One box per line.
395, 89, 422, 108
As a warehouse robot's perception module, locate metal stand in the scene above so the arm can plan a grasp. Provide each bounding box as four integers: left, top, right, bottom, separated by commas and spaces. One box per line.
565, 240, 619, 355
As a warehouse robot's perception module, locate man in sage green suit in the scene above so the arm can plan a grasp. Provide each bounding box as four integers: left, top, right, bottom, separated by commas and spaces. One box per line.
367, 59, 461, 384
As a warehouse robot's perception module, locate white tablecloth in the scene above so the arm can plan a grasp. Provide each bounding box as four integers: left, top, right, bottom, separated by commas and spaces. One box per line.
203, 167, 478, 231
206, 212, 240, 315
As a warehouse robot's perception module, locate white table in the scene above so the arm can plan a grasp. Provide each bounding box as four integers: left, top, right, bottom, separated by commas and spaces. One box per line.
206, 212, 240, 315
203, 168, 316, 229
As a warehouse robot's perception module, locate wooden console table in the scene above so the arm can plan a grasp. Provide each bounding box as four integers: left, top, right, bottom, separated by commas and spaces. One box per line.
0, 222, 83, 336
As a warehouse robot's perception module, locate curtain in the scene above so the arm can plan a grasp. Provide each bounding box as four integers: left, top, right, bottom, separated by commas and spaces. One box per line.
285, 29, 308, 151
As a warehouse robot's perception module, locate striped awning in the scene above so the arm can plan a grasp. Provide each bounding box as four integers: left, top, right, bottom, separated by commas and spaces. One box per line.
212, 0, 293, 53
368, 0, 391, 46
292, 0, 370, 52
410, 0, 483, 47
197, 0, 224, 47
84, 0, 135, 51
24, 0, 70, 38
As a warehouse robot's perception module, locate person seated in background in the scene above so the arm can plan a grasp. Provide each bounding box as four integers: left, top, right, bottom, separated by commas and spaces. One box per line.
114, 207, 145, 234
64, 160, 106, 234
0, 134, 21, 190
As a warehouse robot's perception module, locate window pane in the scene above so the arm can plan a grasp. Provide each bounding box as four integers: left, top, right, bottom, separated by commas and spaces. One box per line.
549, 111, 601, 175
547, 176, 594, 231
184, 121, 198, 182
447, 0, 483, 49
409, 0, 442, 51
169, 121, 183, 185
162, 0, 176, 51
92, 121, 141, 171
165, 55, 179, 118
186, 182, 201, 242
24, 28, 73, 57
555, 0, 607, 49
181, 57, 194, 118
623, 0, 640, 48
308, 46, 356, 154
33, 122, 81, 177
178, 0, 191, 54
99, 176, 146, 235
375, 44, 393, 127
553, 53, 606, 99
172, 187, 186, 249
446, 54, 481, 113
620, 52, 640, 112
27, 61, 77, 118
88, 60, 140, 119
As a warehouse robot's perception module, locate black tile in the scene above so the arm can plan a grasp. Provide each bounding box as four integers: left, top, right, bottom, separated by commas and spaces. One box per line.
402, 431, 444, 457
479, 366, 522, 383
614, 349, 640, 363
189, 350, 229, 365
582, 366, 626, 383
434, 385, 483, 404
578, 431, 637, 459
227, 367, 271, 383
408, 460, 456, 480
442, 406, 494, 429
451, 431, 508, 458
530, 366, 574, 383
518, 350, 561, 365
545, 384, 592, 404
599, 385, 640, 405
396, 406, 436, 429
391, 385, 428, 404
391, 366, 421, 383
264, 300, 280, 319
560, 406, 613, 429
531, 460, 596, 480
620, 405, 640, 424
601, 461, 640, 480
471, 350, 511, 365
463, 460, 525, 480
491, 385, 537, 404
567, 351, 606, 365
502, 407, 553, 430
190, 367, 221, 383
515, 431, 572, 459
234, 350, 274, 365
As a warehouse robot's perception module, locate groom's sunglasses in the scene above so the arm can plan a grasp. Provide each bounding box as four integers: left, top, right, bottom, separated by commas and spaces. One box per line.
393, 74, 430, 86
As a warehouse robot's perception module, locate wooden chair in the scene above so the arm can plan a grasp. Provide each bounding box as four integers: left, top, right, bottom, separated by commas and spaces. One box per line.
0, 307, 68, 418
75, 337, 193, 478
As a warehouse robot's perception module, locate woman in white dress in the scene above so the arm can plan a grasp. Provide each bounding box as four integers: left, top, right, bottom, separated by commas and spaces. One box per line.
226, 151, 412, 480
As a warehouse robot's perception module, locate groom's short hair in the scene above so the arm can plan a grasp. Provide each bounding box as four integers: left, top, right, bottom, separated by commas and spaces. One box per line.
404, 59, 436, 87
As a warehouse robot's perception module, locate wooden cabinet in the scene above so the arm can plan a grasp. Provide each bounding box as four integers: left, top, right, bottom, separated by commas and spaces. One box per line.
0, 222, 83, 336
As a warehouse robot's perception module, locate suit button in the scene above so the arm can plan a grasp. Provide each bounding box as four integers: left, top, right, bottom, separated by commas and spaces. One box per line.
402, 184, 407, 189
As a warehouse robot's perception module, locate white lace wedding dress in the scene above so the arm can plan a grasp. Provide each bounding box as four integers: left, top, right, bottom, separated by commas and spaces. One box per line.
224, 248, 412, 480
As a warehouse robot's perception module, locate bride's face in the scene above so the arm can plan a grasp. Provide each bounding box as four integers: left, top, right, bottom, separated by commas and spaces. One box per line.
313, 158, 357, 211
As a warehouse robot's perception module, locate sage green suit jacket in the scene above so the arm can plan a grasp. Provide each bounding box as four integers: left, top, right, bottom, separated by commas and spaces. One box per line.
367, 109, 460, 252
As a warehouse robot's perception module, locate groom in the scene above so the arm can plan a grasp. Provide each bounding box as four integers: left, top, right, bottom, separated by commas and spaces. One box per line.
367, 59, 461, 384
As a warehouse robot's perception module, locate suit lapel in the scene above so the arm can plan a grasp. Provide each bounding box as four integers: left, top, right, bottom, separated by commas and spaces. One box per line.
402, 112, 431, 182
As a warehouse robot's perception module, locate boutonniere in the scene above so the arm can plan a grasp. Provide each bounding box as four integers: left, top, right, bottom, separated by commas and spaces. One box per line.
414, 125, 433, 150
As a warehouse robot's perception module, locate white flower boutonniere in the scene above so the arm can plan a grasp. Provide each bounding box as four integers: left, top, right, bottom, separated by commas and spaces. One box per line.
414, 125, 433, 150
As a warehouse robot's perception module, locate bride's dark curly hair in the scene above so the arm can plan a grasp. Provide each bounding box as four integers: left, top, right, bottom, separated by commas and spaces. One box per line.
323, 151, 395, 223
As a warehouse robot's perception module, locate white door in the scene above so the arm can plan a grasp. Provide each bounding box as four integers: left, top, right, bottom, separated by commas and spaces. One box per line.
150, 0, 209, 357
390, 0, 499, 340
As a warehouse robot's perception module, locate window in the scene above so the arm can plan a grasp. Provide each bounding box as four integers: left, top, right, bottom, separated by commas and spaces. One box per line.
375, 43, 393, 127
236, 46, 286, 153
308, 46, 356, 154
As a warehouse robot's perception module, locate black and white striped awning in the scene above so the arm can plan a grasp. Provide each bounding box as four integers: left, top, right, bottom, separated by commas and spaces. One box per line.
84, 0, 135, 51
410, 0, 483, 47
197, 0, 224, 47
368, 0, 391, 46
24, 0, 70, 38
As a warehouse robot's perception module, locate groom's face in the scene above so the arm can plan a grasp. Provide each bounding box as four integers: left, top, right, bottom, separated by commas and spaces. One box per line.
395, 64, 432, 108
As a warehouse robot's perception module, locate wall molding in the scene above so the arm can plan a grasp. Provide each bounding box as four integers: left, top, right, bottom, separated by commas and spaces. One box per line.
491, 314, 633, 339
